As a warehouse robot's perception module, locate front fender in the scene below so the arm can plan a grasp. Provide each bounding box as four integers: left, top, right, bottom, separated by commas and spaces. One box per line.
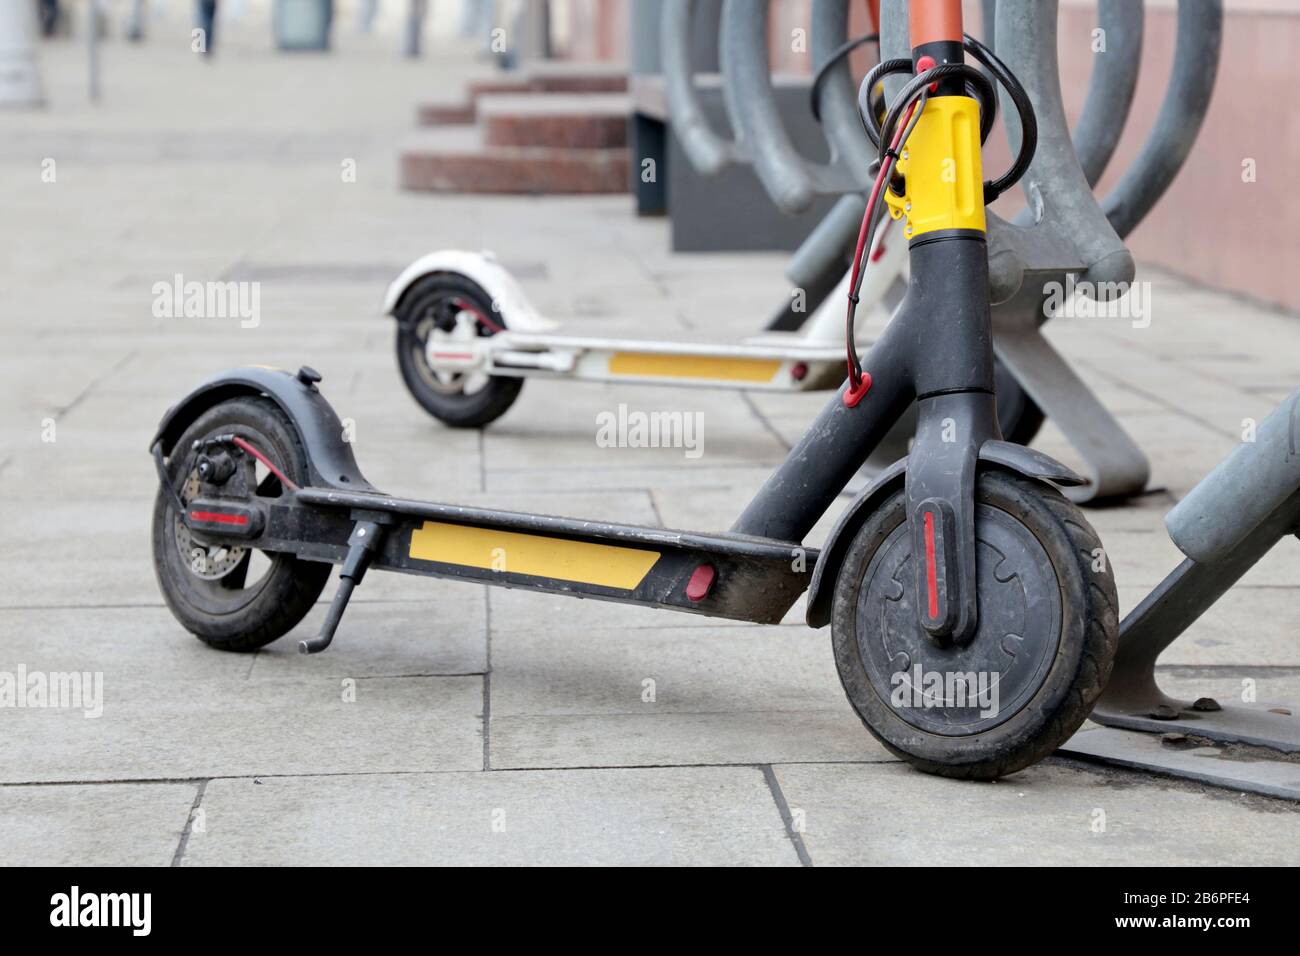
383, 249, 559, 334
805, 459, 908, 629
150, 366, 375, 493
804, 443, 1085, 628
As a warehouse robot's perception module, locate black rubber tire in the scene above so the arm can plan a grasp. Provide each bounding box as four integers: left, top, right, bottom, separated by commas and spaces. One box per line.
394, 273, 524, 428
831, 469, 1118, 779
151, 396, 331, 652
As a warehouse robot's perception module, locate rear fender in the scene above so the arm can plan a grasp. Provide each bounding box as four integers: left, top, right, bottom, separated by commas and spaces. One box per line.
150, 366, 375, 492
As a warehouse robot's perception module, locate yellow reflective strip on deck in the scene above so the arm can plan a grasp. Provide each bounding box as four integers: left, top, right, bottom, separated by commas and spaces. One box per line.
408, 521, 660, 590
607, 352, 782, 382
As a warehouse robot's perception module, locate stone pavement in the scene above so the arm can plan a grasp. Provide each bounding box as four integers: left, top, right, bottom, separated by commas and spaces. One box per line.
1, 15, 1298, 866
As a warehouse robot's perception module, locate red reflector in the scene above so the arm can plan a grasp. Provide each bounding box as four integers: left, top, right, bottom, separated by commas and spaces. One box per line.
923, 510, 939, 619
686, 564, 716, 602
190, 510, 249, 526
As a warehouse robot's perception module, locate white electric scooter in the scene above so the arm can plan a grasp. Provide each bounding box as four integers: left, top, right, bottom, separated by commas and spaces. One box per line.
379, 233, 1042, 448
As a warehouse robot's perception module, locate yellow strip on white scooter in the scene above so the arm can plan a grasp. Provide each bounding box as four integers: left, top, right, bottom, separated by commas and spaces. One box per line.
607, 352, 782, 382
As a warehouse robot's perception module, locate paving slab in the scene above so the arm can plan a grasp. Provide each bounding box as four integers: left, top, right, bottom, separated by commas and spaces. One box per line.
0, 782, 198, 867
182, 766, 798, 866
479, 378, 789, 472
0, 606, 256, 682
773, 760, 1300, 866
0, 500, 158, 608
0, 675, 483, 784
488, 623, 893, 768
246, 594, 488, 678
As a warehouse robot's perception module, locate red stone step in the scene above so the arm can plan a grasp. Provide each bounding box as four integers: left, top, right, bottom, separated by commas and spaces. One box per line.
479, 94, 629, 149
399, 128, 628, 195
417, 63, 627, 126
417, 79, 532, 125
417, 101, 479, 125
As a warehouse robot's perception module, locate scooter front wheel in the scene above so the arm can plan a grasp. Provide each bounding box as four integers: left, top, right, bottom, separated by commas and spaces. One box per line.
394, 274, 524, 428
831, 469, 1117, 779
151, 397, 331, 651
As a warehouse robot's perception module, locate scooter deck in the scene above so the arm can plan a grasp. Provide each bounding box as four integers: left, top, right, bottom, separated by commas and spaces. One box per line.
260, 487, 818, 625
474, 331, 849, 391
497, 331, 847, 360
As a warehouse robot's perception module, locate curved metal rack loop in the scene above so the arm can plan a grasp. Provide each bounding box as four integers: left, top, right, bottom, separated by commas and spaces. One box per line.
1100, 0, 1222, 238
1073, 0, 1145, 186
719, 0, 859, 213
810, 0, 877, 189
661, 0, 743, 177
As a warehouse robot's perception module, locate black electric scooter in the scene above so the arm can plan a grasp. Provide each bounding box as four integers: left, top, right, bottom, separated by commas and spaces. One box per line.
149, 4, 1117, 779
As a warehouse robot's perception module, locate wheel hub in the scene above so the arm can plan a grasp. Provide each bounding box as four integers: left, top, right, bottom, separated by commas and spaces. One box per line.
418, 306, 490, 395
855, 503, 1062, 735
173, 473, 246, 580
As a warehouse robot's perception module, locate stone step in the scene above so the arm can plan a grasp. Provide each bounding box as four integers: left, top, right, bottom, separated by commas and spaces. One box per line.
417, 63, 627, 126
399, 128, 628, 195
526, 61, 629, 93
478, 93, 629, 149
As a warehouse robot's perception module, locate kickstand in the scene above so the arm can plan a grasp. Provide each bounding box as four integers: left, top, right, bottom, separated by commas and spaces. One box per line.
300, 519, 384, 654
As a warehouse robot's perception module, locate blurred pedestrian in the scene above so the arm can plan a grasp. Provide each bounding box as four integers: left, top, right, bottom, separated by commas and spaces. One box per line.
357, 0, 379, 34
38, 0, 60, 37
403, 0, 426, 57
196, 0, 217, 55
126, 0, 147, 42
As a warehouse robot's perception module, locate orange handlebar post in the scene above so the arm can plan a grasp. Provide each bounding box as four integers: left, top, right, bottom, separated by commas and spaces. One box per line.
909, 0, 963, 47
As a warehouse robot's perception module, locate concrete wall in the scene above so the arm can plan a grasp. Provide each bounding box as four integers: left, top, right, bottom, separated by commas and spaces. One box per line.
1053, 0, 1299, 312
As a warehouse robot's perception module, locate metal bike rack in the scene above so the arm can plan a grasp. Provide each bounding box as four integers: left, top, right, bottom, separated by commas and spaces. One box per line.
876, 0, 1220, 504
1100, 0, 1222, 239
665, 0, 1220, 503
985, 0, 1147, 504
974, 0, 1144, 186
662, 0, 741, 177
1073, 0, 1144, 187
1063, 390, 1300, 801
663, 0, 872, 329
814, 0, 1150, 500
719, 0, 865, 213
1000, 0, 1219, 502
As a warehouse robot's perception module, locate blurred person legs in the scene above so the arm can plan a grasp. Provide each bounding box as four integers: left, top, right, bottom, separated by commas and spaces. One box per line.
38, 0, 60, 37
403, 0, 426, 56
196, 0, 217, 54
357, 0, 378, 34
126, 0, 146, 41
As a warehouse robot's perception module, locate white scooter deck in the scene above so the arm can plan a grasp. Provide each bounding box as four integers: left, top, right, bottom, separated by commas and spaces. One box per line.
386, 230, 907, 394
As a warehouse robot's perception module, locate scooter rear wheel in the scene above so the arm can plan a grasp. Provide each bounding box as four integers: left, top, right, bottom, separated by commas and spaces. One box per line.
395, 274, 524, 428
831, 469, 1117, 779
151, 397, 331, 651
